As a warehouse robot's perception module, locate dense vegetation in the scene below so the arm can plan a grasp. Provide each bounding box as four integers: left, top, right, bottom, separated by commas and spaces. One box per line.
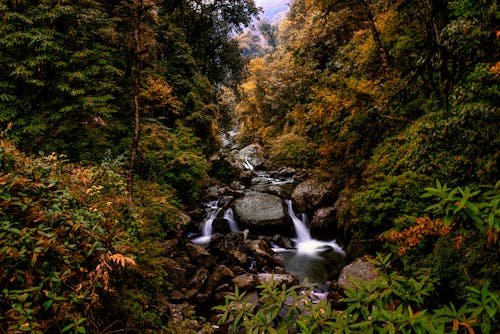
1, 0, 499, 332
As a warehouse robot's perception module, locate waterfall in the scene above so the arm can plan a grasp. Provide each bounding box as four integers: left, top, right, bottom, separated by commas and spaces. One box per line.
192, 201, 221, 245
284, 200, 345, 258
224, 208, 239, 232
242, 156, 254, 170
286, 200, 311, 242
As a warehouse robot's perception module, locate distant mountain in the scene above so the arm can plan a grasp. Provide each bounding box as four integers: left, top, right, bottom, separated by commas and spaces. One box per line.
254, 0, 290, 23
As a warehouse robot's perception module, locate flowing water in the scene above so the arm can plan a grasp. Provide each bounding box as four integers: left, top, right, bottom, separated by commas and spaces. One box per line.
191, 137, 345, 285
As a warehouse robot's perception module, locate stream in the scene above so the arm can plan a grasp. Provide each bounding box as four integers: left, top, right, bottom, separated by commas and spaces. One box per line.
189, 141, 346, 288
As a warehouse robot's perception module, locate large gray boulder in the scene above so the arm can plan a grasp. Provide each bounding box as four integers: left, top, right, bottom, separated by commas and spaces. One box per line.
232, 193, 290, 235
291, 178, 338, 214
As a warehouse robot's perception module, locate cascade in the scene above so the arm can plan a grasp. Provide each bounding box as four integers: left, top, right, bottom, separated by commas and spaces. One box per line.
285, 200, 311, 242
191, 200, 221, 245
224, 208, 239, 232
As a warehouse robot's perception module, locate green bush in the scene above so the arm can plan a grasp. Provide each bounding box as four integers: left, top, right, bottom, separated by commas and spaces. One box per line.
0, 140, 138, 333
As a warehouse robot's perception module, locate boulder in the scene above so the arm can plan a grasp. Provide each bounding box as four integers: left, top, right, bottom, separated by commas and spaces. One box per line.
232, 274, 257, 290
232, 193, 289, 235
161, 258, 187, 288
338, 257, 380, 291
205, 265, 235, 294
310, 207, 338, 241
291, 178, 338, 214
257, 273, 298, 287
186, 243, 215, 269
188, 268, 209, 291
237, 144, 267, 170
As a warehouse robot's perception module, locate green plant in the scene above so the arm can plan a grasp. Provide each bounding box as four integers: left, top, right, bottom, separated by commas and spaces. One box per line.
213, 253, 500, 333
422, 180, 500, 234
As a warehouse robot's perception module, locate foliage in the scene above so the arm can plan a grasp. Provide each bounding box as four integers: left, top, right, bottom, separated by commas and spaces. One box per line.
268, 132, 319, 169
0, 0, 121, 159
214, 254, 500, 333
138, 121, 209, 205
0, 139, 137, 332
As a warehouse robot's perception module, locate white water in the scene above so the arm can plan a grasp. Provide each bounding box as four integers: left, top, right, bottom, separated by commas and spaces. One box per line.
286, 200, 311, 242
283, 200, 345, 257
224, 208, 239, 232
191, 201, 222, 245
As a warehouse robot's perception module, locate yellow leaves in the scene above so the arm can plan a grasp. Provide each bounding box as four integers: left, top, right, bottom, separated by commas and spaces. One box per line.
141, 76, 182, 113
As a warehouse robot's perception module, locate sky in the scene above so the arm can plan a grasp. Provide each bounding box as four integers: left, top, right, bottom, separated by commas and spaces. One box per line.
254, 0, 290, 21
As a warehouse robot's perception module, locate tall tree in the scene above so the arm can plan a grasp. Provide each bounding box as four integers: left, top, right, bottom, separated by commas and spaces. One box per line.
0, 0, 121, 159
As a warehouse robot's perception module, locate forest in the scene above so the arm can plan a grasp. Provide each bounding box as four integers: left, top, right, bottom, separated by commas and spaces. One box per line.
0, 0, 498, 333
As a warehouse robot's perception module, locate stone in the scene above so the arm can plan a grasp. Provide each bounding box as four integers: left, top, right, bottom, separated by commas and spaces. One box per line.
205, 265, 235, 294
237, 143, 267, 170
232, 274, 257, 290
161, 258, 187, 288
291, 178, 338, 213
338, 257, 380, 291
256, 273, 298, 287
186, 243, 215, 269
310, 207, 338, 241
232, 193, 290, 235
188, 268, 209, 291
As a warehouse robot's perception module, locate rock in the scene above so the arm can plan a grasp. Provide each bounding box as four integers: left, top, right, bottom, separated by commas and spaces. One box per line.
246, 239, 274, 259
205, 265, 235, 294
291, 178, 338, 214
188, 268, 209, 291
267, 184, 295, 199
310, 207, 338, 241
338, 257, 380, 291
209, 232, 246, 257
227, 249, 249, 266
257, 273, 298, 287
333, 190, 352, 244
272, 234, 296, 249
161, 258, 187, 288
237, 144, 267, 170
232, 193, 290, 235
232, 274, 257, 290
245, 239, 283, 267
186, 243, 215, 269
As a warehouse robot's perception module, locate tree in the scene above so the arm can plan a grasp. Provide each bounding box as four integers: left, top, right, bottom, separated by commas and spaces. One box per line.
0, 0, 121, 159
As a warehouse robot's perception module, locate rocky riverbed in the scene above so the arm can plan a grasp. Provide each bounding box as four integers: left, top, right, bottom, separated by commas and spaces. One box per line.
157, 140, 380, 328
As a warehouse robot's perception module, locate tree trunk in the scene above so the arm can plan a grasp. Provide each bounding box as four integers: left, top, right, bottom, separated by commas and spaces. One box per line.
127, 1, 144, 198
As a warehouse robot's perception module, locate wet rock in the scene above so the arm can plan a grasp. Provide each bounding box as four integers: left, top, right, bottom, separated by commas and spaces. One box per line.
310, 207, 338, 241
272, 234, 296, 249
237, 144, 267, 169
232, 193, 289, 235
209, 232, 246, 257
232, 274, 257, 290
186, 243, 215, 269
245, 239, 284, 270
333, 190, 352, 244
338, 257, 380, 291
291, 178, 338, 214
267, 184, 295, 198
257, 273, 298, 287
